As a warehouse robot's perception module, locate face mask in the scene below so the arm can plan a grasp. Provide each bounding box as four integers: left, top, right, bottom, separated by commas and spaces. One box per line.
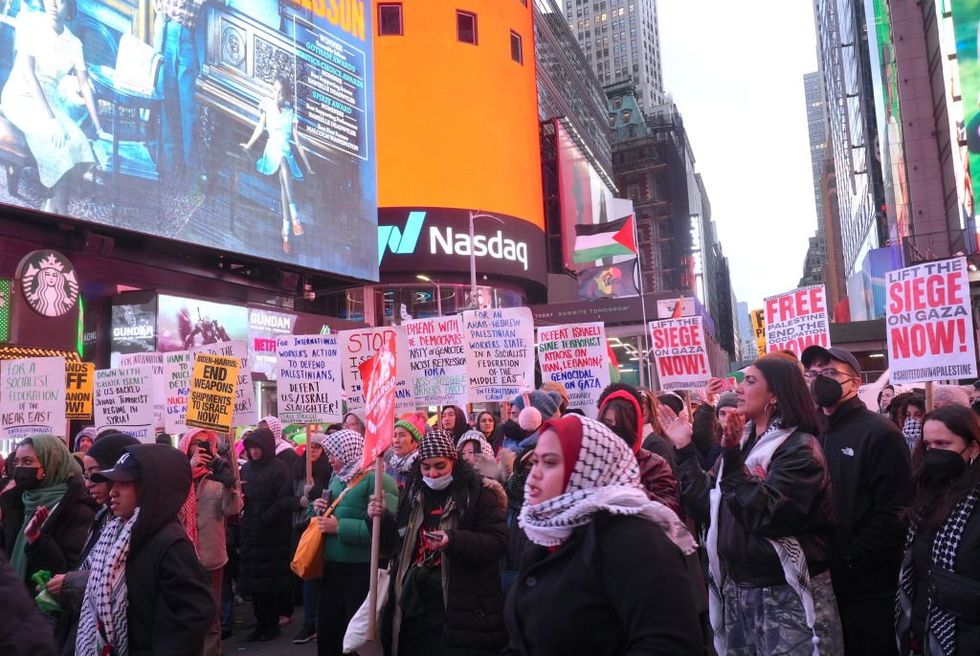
811, 375, 844, 408
923, 448, 967, 482
14, 466, 41, 490
423, 474, 453, 491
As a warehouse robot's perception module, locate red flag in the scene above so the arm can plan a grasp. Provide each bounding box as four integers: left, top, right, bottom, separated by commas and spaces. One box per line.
358, 337, 397, 471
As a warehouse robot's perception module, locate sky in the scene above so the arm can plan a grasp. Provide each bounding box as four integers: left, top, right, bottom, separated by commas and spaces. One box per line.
658, 0, 820, 309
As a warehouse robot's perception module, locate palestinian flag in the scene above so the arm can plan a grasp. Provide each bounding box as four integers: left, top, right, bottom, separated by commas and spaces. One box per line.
573, 215, 637, 264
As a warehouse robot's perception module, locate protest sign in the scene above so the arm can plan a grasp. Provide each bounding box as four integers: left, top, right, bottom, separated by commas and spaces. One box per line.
359, 337, 397, 471
94, 366, 155, 442
537, 322, 610, 418
1, 357, 66, 440
763, 285, 831, 355
886, 256, 977, 383
403, 316, 467, 408
192, 341, 256, 426
186, 353, 240, 432
65, 361, 95, 421
339, 326, 415, 412
162, 351, 192, 435
120, 352, 166, 430
275, 335, 343, 424
649, 316, 712, 392
462, 307, 535, 403
751, 308, 766, 358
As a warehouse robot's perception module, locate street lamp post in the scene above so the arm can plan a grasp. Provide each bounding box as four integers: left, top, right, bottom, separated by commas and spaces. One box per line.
416, 274, 442, 316
466, 211, 505, 310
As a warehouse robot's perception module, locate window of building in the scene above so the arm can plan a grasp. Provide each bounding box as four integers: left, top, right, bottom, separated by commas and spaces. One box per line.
510, 31, 523, 64
457, 11, 478, 44
378, 4, 403, 36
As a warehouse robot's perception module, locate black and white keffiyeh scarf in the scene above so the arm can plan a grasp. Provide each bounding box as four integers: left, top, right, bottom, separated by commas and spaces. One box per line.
324, 429, 364, 483
518, 415, 696, 554
903, 417, 922, 452
897, 483, 980, 656
76, 508, 140, 656
386, 449, 419, 475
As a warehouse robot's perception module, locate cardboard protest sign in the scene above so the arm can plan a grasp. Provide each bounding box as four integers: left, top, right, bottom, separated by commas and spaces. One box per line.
649, 316, 712, 392
1, 357, 66, 440
186, 353, 240, 433
886, 256, 977, 384
65, 361, 95, 421
402, 316, 467, 408
359, 337, 397, 471
275, 335, 343, 424
192, 341, 256, 427
339, 327, 415, 412
94, 366, 155, 442
537, 322, 610, 418
163, 351, 192, 435
751, 308, 766, 358
119, 352, 165, 430
763, 285, 831, 355
462, 307, 535, 403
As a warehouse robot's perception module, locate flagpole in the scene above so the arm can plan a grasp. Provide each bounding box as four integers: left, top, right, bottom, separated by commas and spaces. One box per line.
630, 214, 652, 389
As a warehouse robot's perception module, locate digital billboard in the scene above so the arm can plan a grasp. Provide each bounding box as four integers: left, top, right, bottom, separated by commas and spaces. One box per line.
0, 2, 377, 279
156, 294, 248, 353
948, 0, 980, 251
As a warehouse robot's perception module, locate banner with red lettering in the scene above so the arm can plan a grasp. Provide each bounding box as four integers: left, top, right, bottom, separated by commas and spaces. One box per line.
339, 326, 414, 412
537, 322, 610, 418
886, 256, 977, 384
359, 337, 397, 471
649, 316, 712, 391
763, 285, 831, 355
402, 316, 467, 408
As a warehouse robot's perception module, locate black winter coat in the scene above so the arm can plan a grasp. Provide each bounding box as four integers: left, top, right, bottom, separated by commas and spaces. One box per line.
676, 428, 835, 586
1, 474, 97, 583
0, 550, 56, 655
239, 431, 294, 595
504, 514, 702, 656
821, 398, 911, 598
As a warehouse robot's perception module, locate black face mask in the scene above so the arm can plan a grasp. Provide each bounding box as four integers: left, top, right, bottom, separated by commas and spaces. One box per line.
13, 466, 41, 490
811, 375, 844, 408
922, 448, 967, 482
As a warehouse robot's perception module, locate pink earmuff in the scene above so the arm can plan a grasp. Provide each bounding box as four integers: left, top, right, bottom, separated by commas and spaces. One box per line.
518, 391, 542, 432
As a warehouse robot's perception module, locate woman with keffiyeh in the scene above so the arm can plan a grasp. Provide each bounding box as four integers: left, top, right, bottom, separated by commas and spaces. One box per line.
897, 404, 980, 656
503, 414, 701, 655
386, 414, 426, 490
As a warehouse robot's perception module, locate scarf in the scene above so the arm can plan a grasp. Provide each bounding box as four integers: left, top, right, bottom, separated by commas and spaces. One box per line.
706, 418, 821, 656
176, 430, 214, 554
457, 430, 495, 460
262, 415, 292, 454
419, 429, 456, 461
897, 483, 980, 656
323, 429, 364, 483
518, 416, 696, 554
903, 417, 922, 452
76, 508, 140, 656
387, 449, 419, 475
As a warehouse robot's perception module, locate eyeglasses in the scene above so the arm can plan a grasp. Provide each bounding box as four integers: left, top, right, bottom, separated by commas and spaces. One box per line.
803, 368, 855, 382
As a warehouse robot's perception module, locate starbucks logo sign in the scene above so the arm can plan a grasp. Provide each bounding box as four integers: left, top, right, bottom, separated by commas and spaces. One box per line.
16, 250, 80, 317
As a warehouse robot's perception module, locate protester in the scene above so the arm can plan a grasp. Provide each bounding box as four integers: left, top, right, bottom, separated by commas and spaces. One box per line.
343, 411, 366, 435
504, 390, 562, 451
374, 428, 508, 655
73, 427, 97, 454
901, 395, 928, 451
638, 387, 671, 462
897, 404, 980, 655
505, 414, 701, 655
386, 414, 425, 491
457, 429, 505, 483
292, 431, 333, 645
238, 427, 294, 641
0, 550, 57, 656
802, 345, 912, 655
539, 381, 571, 415
878, 384, 896, 415
664, 355, 842, 655
1, 434, 96, 583
177, 429, 243, 656
441, 405, 469, 441
475, 410, 504, 453
311, 428, 398, 656
77, 444, 214, 655
933, 384, 971, 409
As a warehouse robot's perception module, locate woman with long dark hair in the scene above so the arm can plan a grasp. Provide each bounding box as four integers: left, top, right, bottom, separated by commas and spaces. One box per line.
897, 404, 980, 655
661, 355, 842, 655
440, 405, 469, 442
475, 411, 504, 453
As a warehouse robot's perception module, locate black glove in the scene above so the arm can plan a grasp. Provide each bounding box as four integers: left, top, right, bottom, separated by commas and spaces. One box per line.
207, 457, 236, 488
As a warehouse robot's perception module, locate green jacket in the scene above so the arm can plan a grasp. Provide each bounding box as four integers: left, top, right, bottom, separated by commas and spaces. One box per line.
319, 471, 399, 564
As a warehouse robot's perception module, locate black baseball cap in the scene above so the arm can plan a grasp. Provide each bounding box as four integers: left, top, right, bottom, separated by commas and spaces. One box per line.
90, 451, 141, 483
800, 345, 862, 377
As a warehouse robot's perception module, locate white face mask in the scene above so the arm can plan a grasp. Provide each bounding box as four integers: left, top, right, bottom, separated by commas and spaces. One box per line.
423, 474, 453, 491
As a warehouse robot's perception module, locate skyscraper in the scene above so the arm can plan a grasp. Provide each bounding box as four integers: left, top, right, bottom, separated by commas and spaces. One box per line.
564, 0, 666, 111
800, 71, 830, 287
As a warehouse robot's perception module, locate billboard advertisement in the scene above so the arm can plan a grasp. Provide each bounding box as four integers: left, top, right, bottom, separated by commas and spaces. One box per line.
110, 295, 158, 365
156, 295, 248, 353
0, 2, 377, 279
947, 1, 980, 250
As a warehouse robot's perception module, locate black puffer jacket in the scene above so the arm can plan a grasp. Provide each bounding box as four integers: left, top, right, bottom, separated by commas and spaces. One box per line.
0, 549, 56, 654
238, 428, 293, 595
676, 427, 835, 586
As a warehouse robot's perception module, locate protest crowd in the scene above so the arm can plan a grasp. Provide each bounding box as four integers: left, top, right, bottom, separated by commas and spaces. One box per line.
0, 340, 979, 656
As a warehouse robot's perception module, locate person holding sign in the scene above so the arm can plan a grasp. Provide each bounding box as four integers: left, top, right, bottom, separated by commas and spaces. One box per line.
801, 345, 912, 656
897, 405, 980, 655
663, 355, 842, 655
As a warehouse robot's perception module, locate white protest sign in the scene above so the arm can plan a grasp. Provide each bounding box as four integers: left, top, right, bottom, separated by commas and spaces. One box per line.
191, 341, 256, 427
886, 256, 977, 384
339, 326, 415, 412
119, 352, 166, 430
0, 357, 66, 440
163, 351, 192, 435
537, 322, 610, 418
403, 315, 467, 408
462, 307, 536, 403
94, 366, 155, 442
275, 335, 344, 424
650, 316, 712, 392
763, 285, 831, 355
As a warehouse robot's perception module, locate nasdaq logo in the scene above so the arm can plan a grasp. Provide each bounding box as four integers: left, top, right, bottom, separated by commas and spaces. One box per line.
378, 211, 426, 262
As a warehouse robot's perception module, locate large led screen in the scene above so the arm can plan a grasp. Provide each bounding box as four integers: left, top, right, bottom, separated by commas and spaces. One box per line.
0, 1, 377, 279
